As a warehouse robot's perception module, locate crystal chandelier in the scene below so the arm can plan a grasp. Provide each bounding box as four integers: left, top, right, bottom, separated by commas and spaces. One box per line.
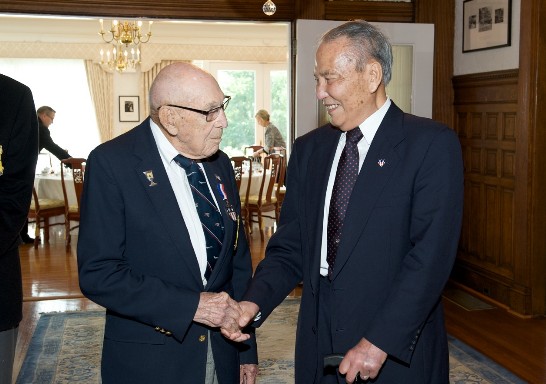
262, 0, 276, 16
98, 19, 153, 73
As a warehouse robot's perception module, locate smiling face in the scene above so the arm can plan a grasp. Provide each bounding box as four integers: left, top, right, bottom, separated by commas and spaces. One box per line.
314, 36, 385, 132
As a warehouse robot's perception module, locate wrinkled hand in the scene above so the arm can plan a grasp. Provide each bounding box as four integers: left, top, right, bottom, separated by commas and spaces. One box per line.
240, 363, 258, 384
338, 338, 387, 383
193, 292, 249, 340
223, 301, 260, 342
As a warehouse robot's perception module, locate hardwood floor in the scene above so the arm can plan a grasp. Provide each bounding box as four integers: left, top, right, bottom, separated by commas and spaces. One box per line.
13, 224, 545, 383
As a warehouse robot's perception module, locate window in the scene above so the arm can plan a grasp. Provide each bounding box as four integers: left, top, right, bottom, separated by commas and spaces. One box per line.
202, 62, 289, 158
0, 58, 100, 162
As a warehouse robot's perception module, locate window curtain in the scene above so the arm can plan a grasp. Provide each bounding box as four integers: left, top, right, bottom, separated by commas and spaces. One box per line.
84, 60, 113, 142
142, 60, 178, 116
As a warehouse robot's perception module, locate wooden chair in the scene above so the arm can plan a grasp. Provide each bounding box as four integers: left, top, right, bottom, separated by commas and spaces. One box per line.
275, 154, 287, 220
247, 153, 282, 240
230, 156, 252, 240
60, 158, 86, 248
244, 145, 264, 157
28, 187, 65, 248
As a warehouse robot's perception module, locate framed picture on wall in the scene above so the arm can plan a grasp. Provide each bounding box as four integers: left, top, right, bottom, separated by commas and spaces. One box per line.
463, 0, 511, 53
119, 96, 140, 122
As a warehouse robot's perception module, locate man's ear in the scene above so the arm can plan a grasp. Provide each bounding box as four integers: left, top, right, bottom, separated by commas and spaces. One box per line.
367, 61, 383, 94
158, 107, 179, 136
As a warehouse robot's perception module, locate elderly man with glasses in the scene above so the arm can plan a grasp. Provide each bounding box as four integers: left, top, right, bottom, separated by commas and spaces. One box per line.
77, 62, 257, 384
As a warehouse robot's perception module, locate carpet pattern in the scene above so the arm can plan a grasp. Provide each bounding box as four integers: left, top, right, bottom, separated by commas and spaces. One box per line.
17, 297, 525, 383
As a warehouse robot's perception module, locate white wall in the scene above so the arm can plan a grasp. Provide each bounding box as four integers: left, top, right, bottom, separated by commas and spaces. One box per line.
113, 71, 142, 137
454, 0, 520, 76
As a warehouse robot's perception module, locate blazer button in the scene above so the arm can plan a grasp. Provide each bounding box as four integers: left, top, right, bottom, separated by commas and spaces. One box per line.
165, 331, 172, 336
199, 335, 206, 342
154, 326, 160, 332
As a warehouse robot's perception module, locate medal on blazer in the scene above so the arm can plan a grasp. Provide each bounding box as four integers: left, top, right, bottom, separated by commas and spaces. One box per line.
216, 178, 237, 222
143, 170, 157, 186
0, 145, 4, 176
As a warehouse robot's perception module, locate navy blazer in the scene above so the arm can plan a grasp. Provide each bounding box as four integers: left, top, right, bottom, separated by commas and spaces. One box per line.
0, 74, 38, 330
244, 103, 464, 383
78, 119, 256, 384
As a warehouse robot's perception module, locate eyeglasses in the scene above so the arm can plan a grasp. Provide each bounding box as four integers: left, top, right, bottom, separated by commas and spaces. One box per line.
159, 95, 231, 122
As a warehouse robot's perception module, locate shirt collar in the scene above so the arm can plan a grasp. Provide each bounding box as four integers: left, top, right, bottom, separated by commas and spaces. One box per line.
149, 119, 180, 166
357, 97, 391, 145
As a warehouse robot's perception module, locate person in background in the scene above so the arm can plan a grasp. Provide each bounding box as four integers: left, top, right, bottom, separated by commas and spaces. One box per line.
19, 105, 73, 244
235, 20, 464, 383
37, 106, 72, 161
252, 109, 286, 156
0, 74, 39, 384
77, 62, 257, 384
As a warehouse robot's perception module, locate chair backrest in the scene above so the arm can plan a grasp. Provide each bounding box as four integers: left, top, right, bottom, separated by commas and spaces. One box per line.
244, 145, 264, 157
257, 154, 282, 204
60, 158, 86, 211
230, 156, 252, 205
270, 146, 286, 157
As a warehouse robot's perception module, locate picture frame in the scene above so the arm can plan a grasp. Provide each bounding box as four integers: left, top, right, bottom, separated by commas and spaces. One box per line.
463, 0, 511, 53
119, 96, 140, 122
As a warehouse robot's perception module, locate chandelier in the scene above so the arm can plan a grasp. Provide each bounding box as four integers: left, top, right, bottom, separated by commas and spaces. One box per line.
98, 19, 153, 73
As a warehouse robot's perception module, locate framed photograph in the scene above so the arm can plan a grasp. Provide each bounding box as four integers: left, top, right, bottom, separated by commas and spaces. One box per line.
119, 96, 140, 122
463, 0, 511, 53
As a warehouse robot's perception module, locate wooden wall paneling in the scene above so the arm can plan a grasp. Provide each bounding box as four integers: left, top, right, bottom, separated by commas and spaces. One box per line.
452, 70, 535, 316
414, 0, 454, 128
518, 0, 546, 317
0, 0, 296, 21
324, 1, 414, 22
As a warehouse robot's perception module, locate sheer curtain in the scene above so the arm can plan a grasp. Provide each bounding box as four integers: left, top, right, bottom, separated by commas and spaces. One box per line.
85, 60, 113, 142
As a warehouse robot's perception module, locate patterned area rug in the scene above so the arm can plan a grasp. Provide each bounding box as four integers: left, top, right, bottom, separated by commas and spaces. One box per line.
17, 297, 525, 383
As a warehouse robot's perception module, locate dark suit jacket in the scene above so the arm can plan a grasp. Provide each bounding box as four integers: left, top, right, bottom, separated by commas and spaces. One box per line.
0, 74, 38, 330
39, 120, 71, 161
77, 119, 256, 384
244, 103, 464, 383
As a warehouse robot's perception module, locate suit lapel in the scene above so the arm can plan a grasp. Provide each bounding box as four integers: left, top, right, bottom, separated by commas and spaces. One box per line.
331, 104, 406, 281
306, 125, 341, 293
132, 121, 203, 287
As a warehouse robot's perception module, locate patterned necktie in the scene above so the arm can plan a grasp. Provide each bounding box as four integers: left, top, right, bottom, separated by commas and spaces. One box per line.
326, 127, 364, 279
175, 155, 224, 280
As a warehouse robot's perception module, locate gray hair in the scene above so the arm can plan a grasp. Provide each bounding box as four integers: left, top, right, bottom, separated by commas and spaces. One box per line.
319, 20, 393, 85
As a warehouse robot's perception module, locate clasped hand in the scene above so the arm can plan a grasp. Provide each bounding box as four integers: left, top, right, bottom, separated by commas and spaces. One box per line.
193, 293, 259, 342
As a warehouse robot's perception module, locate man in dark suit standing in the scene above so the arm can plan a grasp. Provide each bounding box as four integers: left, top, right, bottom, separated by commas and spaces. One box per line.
19, 105, 72, 244
77, 62, 257, 384
0, 74, 38, 384
236, 21, 464, 383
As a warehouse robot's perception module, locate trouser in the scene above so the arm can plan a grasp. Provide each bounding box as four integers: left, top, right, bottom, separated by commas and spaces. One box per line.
0, 326, 19, 384
205, 331, 219, 384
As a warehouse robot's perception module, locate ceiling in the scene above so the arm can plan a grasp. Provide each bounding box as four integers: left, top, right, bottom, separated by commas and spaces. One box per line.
0, 14, 289, 47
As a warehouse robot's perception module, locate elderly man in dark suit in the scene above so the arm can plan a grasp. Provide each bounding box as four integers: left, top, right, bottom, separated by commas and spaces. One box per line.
236, 20, 464, 383
0, 74, 38, 384
77, 62, 257, 384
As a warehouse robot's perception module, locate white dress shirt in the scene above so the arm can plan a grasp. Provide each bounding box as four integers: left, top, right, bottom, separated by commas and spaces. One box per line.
319, 98, 392, 276
150, 120, 220, 286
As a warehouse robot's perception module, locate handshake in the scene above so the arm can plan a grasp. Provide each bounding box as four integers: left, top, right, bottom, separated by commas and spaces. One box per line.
193, 292, 260, 342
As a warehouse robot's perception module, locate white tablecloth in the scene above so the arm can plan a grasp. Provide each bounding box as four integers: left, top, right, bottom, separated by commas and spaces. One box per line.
34, 174, 77, 207
239, 170, 273, 198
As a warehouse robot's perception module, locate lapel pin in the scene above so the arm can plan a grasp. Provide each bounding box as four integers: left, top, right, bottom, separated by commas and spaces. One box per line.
143, 170, 157, 187
378, 159, 386, 167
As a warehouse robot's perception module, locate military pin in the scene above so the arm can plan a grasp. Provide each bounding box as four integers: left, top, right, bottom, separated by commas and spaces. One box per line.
143, 170, 157, 186
378, 159, 386, 167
